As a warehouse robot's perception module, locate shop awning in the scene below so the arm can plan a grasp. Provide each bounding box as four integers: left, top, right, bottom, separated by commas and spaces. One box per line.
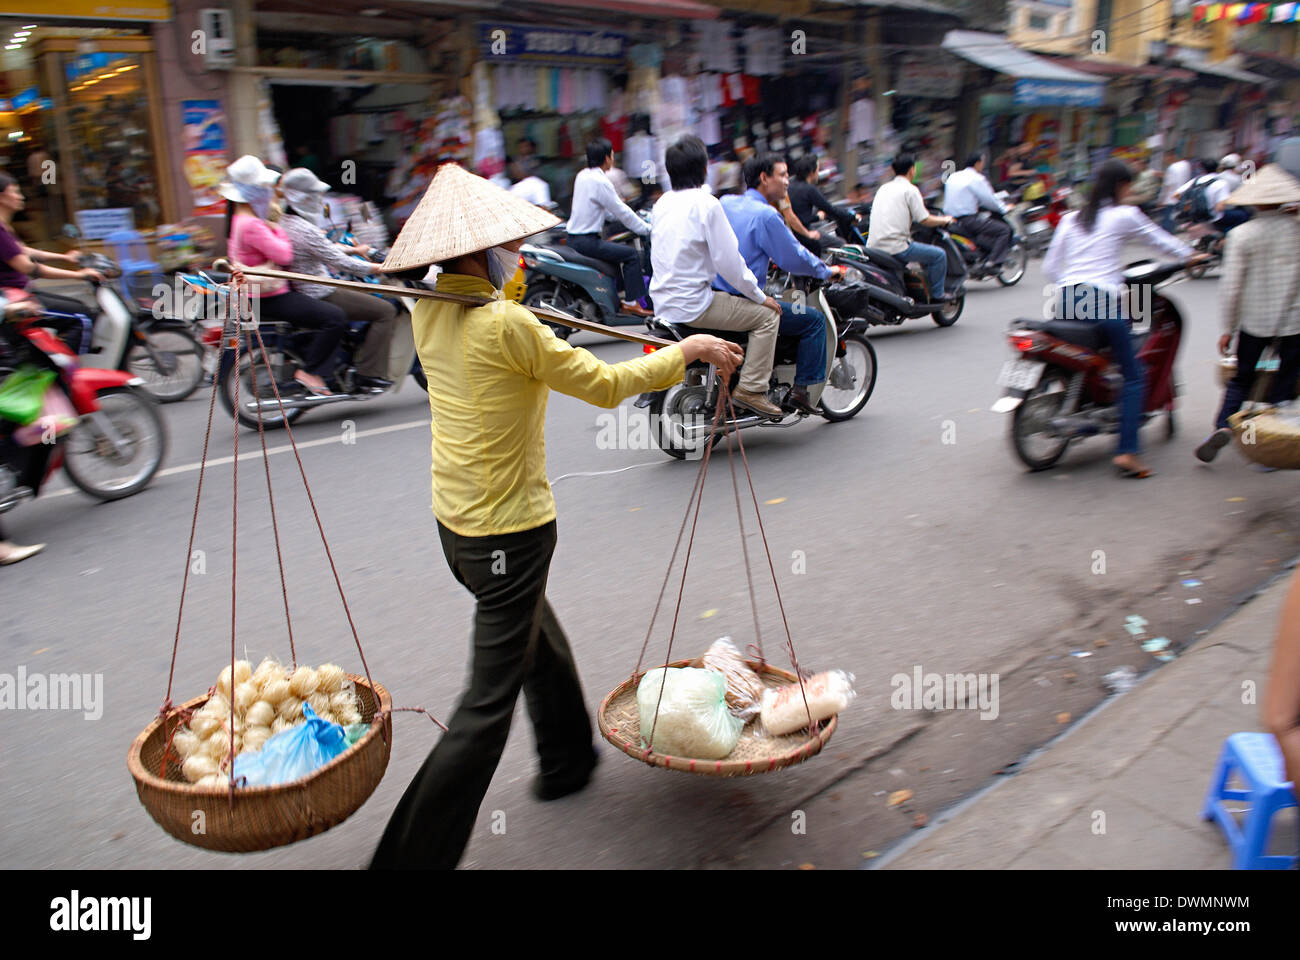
526, 0, 719, 18
1173, 52, 1273, 84
1044, 56, 1197, 82
942, 30, 1107, 106
1233, 48, 1300, 78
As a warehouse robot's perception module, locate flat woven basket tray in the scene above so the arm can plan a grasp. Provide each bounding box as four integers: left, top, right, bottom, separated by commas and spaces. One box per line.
128, 675, 391, 853
1229, 408, 1300, 470
598, 658, 837, 776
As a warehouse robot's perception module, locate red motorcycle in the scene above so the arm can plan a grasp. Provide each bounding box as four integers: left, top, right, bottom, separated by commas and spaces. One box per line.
0, 306, 166, 512
992, 260, 1189, 470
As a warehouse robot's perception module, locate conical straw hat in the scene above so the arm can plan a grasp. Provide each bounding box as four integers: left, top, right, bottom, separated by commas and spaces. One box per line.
381, 162, 561, 273
1226, 163, 1300, 206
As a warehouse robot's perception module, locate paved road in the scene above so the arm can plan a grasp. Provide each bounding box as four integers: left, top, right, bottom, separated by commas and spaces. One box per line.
4, 254, 1298, 869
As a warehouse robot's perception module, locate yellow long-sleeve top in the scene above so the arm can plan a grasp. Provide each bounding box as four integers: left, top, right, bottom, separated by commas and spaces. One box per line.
413, 273, 686, 537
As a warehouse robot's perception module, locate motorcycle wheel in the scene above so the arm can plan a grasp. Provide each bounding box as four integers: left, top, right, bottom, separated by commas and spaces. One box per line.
523, 283, 576, 341
62, 388, 166, 501
932, 293, 964, 327
1011, 370, 1072, 471
649, 383, 718, 461
411, 365, 427, 392
997, 245, 1028, 287
219, 346, 307, 430
127, 326, 206, 403
818, 333, 877, 422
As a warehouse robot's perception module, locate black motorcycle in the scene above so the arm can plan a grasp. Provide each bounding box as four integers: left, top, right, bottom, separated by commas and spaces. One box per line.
948, 210, 1028, 287
825, 223, 968, 328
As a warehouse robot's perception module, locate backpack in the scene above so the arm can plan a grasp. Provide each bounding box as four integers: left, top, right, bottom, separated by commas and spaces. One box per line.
1178, 175, 1216, 223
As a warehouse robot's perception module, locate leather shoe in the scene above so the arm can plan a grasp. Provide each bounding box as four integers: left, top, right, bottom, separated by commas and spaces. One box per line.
354, 375, 394, 393
0, 541, 45, 565
621, 301, 654, 318
731, 388, 784, 419
787, 385, 819, 416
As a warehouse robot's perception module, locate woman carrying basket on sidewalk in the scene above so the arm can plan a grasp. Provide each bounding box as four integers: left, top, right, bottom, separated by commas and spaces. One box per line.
367, 162, 743, 870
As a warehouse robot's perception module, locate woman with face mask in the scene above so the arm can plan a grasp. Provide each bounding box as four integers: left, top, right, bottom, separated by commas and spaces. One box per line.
223, 155, 346, 396
368, 162, 743, 870
278, 168, 398, 391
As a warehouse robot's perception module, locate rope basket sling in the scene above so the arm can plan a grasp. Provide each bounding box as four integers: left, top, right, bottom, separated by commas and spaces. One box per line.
597, 385, 839, 776
128, 292, 410, 852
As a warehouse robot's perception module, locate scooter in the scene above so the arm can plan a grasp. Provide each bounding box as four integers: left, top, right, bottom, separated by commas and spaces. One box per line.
0, 305, 167, 512
212, 258, 429, 430
37, 250, 207, 404
637, 273, 877, 460
517, 214, 654, 340
948, 209, 1028, 287
825, 223, 968, 327
992, 259, 1190, 471
1174, 217, 1224, 280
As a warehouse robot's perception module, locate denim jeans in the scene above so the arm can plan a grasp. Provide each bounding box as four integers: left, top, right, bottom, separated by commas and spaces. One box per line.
778, 301, 828, 386
899, 240, 948, 299
565, 232, 647, 303
1057, 284, 1145, 456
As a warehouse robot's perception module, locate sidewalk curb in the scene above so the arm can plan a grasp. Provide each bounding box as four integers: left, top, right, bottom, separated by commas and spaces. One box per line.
868, 554, 1298, 870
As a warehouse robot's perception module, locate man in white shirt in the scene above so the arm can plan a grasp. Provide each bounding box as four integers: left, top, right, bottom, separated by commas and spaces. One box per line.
943, 152, 1012, 267
1156, 151, 1193, 231
650, 135, 785, 418
565, 138, 652, 317
507, 159, 552, 209
868, 154, 958, 301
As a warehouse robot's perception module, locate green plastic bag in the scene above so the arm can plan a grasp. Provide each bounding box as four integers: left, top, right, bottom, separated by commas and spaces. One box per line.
0, 366, 57, 426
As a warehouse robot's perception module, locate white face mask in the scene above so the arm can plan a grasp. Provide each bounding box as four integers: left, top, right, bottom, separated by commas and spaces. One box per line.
486, 246, 518, 289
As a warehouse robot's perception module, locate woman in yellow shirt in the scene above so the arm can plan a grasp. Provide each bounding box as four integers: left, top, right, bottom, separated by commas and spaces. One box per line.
369, 162, 741, 870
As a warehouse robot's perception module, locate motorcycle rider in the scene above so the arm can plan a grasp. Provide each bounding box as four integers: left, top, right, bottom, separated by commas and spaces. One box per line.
0, 293, 44, 565
650, 135, 785, 419
278, 167, 396, 392
224, 155, 346, 397
565, 138, 653, 319
0, 173, 105, 353
716, 153, 846, 415
787, 154, 861, 247
868, 154, 958, 302
1043, 159, 1195, 479
943, 152, 1012, 268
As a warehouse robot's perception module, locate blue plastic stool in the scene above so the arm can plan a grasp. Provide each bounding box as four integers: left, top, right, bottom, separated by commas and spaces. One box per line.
103, 229, 162, 303
1201, 732, 1297, 869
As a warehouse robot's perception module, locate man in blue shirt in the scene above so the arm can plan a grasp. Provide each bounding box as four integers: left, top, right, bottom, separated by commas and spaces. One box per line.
716, 154, 845, 414
943, 152, 1012, 267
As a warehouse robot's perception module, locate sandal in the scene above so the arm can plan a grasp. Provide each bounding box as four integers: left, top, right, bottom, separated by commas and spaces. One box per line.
294, 373, 334, 397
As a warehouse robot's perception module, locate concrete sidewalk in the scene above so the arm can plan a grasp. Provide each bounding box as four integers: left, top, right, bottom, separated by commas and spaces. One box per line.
879, 565, 1298, 870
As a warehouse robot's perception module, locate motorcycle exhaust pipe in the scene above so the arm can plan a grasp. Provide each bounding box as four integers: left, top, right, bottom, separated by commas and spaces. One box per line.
243, 392, 357, 412
676, 413, 763, 439
857, 285, 917, 314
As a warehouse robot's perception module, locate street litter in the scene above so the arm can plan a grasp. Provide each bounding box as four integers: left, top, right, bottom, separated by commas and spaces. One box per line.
1102, 667, 1137, 694
1186, 598, 1202, 605
1182, 578, 1203, 588
1069, 650, 1092, 658
1141, 637, 1171, 653
888, 789, 912, 806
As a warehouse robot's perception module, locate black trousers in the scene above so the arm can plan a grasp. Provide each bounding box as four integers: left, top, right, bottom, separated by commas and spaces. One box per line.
257, 290, 348, 376
565, 232, 647, 303
1215, 330, 1300, 429
955, 214, 1012, 265
369, 519, 595, 869
33, 291, 95, 356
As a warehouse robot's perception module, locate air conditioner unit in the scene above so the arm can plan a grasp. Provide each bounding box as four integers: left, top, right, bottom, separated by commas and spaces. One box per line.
200, 8, 236, 69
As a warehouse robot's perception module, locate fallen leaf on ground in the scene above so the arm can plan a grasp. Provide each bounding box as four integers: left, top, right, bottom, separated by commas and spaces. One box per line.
913, 813, 929, 829
798, 863, 816, 870
699, 609, 718, 619
862, 851, 880, 859
1056, 712, 1071, 724
764, 497, 787, 505
888, 789, 913, 806
1095, 638, 1110, 647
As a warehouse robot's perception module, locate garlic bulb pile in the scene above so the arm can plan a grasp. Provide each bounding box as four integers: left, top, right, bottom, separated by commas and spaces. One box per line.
173, 659, 364, 786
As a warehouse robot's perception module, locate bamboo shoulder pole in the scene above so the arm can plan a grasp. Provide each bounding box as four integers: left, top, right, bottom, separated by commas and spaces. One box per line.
212, 260, 674, 348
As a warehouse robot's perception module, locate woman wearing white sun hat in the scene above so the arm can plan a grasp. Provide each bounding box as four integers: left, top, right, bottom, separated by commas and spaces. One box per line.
367, 161, 743, 870
222, 154, 346, 396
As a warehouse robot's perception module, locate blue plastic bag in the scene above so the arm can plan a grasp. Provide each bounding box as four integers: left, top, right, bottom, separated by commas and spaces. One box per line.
233, 703, 348, 788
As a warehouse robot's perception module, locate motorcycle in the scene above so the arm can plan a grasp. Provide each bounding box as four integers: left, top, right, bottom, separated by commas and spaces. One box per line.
38, 249, 207, 404
0, 305, 166, 512
517, 213, 654, 340
825, 222, 968, 328
992, 259, 1190, 471
1173, 217, 1224, 280
947, 208, 1028, 287
637, 273, 877, 460
1007, 181, 1071, 257
212, 251, 429, 430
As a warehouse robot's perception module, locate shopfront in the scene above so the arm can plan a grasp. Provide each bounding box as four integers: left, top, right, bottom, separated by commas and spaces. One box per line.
1, 3, 175, 244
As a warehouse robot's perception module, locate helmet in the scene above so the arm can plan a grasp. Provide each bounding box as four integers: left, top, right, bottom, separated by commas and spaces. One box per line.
1220, 152, 1243, 171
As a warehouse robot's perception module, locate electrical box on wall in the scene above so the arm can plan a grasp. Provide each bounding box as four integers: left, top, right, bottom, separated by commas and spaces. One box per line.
200, 8, 236, 69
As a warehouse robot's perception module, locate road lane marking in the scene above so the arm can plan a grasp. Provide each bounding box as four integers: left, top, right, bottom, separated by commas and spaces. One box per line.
40, 418, 430, 499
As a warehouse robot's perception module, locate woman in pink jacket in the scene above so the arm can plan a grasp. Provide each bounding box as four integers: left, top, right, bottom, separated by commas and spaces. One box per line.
222, 156, 346, 395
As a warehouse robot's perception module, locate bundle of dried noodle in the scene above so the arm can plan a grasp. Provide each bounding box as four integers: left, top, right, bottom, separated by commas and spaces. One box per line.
699, 638, 765, 722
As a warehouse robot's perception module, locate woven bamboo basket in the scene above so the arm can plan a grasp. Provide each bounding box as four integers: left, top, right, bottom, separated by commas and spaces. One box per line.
1229, 408, 1300, 470
598, 659, 837, 776
128, 675, 391, 852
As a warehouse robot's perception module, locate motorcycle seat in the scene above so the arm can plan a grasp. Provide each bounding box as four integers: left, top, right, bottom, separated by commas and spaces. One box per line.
1018, 318, 1106, 349
859, 246, 908, 275
553, 245, 620, 280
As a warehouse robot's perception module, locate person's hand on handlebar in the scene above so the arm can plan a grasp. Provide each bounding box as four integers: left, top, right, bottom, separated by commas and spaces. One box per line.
1187, 252, 1212, 266
829, 265, 847, 282
679, 334, 744, 379
79, 268, 105, 284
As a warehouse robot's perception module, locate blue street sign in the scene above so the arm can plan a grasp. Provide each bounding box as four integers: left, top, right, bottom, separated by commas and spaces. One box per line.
1014, 78, 1104, 108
